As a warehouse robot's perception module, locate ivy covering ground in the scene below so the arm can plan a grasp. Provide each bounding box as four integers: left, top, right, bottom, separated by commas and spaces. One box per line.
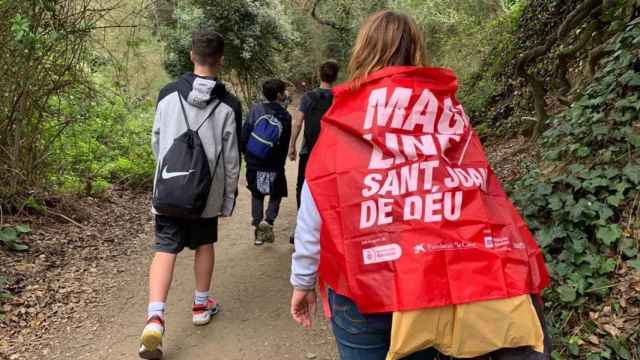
509, 21, 640, 359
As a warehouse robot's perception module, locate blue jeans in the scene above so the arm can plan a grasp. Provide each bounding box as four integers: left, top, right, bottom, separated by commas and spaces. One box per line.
328, 290, 439, 360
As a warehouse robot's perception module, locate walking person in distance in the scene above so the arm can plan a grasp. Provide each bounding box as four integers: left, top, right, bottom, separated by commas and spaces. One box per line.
241, 79, 292, 246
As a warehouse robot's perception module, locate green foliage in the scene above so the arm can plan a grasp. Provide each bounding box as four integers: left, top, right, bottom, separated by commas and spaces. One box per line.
276, 0, 385, 86
457, 12, 518, 120
453, 0, 533, 128
389, 0, 527, 128
47, 75, 156, 195
161, 0, 296, 102
0, 0, 111, 204
394, 0, 519, 79
0, 0, 161, 204
509, 21, 640, 358
160, 4, 205, 78
0, 224, 31, 251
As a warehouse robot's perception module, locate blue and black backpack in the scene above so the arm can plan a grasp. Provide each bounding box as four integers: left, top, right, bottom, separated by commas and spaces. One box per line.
246, 105, 283, 159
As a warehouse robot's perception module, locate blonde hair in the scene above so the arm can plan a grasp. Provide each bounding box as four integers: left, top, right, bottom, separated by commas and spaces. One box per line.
348, 11, 427, 86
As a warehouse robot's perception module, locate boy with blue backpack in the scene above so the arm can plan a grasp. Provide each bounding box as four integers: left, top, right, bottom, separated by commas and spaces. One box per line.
240, 79, 292, 245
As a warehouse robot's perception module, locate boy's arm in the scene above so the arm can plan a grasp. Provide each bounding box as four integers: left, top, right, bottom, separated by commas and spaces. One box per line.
290, 93, 313, 161
221, 111, 240, 217
232, 101, 243, 156
151, 104, 162, 160
289, 111, 304, 161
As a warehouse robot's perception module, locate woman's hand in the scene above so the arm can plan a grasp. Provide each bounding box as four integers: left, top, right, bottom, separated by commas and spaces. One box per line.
291, 288, 316, 328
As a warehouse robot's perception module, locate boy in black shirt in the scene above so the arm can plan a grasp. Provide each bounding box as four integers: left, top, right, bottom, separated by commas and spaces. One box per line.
288, 61, 340, 242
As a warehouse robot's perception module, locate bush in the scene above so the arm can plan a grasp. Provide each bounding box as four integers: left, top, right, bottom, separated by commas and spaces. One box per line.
509, 22, 640, 359
455, 2, 526, 123
47, 75, 156, 195
0, 0, 108, 205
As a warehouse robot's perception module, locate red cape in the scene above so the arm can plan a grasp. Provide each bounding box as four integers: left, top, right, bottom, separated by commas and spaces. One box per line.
306, 66, 549, 314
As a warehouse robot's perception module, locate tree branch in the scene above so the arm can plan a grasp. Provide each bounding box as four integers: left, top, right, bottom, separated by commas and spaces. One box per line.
516, 0, 605, 140
65, 24, 138, 35
557, 0, 602, 39
588, 43, 611, 78
555, 21, 599, 95
310, 0, 349, 32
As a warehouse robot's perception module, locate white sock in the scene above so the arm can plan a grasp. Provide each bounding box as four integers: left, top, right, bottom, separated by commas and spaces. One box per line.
147, 302, 165, 320
194, 290, 209, 305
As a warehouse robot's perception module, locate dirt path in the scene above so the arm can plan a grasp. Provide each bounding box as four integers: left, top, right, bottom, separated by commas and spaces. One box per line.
50, 161, 337, 360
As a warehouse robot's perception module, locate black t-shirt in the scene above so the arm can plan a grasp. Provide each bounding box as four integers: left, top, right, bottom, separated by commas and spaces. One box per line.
298, 88, 333, 155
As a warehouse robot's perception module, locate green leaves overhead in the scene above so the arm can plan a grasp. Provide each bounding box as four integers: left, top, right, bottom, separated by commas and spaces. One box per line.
161, 0, 297, 102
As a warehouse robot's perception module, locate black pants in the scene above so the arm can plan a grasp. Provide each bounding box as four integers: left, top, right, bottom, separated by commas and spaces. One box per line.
251, 195, 282, 226
296, 153, 310, 208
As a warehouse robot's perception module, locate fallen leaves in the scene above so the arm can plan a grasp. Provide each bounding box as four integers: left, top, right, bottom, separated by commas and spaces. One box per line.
581, 262, 640, 354
484, 135, 541, 183
0, 189, 151, 359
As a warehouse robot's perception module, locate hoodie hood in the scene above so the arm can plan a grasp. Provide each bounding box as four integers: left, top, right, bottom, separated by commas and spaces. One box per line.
178, 73, 228, 109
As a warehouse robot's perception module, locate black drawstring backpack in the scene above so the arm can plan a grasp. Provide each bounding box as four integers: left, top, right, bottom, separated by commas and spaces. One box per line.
153, 96, 222, 218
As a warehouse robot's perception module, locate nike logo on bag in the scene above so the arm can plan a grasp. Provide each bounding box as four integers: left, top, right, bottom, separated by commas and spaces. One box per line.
161, 166, 195, 179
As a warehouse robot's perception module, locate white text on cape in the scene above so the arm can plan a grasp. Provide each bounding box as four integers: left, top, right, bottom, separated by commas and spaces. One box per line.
359, 86, 487, 229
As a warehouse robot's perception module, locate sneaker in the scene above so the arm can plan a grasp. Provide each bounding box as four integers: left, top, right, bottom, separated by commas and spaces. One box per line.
192, 297, 220, 326
139, 315, 164, 359
263, 223, 275, 243
254, 226, 264, 246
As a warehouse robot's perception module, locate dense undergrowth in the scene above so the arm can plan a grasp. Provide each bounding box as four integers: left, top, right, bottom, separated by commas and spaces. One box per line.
47, 77, 155, 195
459, 0, 584, 137
463, 2, 640, 358
512, 23, 640, 359
0, 0, 161, 210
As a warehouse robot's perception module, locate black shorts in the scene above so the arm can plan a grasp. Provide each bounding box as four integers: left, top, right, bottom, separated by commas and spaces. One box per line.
154, 215, 218, 254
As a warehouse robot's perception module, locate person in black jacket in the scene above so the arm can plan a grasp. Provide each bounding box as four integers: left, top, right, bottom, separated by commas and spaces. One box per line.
240, 79, 292, 245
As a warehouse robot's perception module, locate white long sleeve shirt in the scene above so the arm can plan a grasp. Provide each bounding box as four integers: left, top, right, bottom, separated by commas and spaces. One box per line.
290, 182, 322, 289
